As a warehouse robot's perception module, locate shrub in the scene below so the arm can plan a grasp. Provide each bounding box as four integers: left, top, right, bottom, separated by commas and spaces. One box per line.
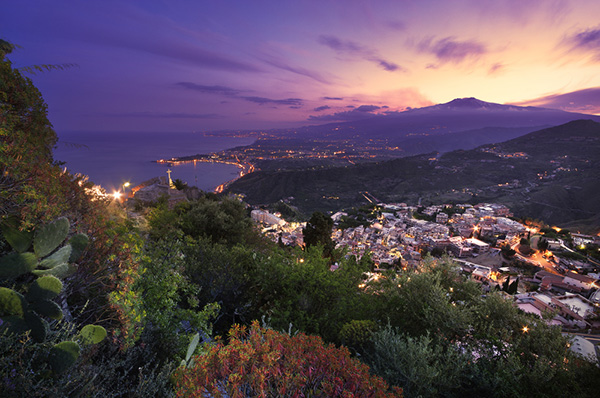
173, 321, 402, 398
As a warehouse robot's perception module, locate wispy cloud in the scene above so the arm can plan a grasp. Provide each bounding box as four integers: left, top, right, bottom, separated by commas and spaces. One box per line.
318, 34, 405, 72
322, 96, 344, 101
308, 104, 382, 121
418, 36, 487, 64
109, 111, 223, 119
564, 26, 600, 61
511, 86, 600, 114
314, 105, 331, 112
260, 54, 331, 84
241, 96, 303, 106
175, 82, 245, 96
177, 81, 304, 108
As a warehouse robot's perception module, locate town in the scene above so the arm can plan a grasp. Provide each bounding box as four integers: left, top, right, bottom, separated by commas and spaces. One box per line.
252, 201, 600, 357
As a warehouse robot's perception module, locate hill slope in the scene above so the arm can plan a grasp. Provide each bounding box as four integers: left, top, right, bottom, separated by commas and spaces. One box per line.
228, 120, 600, 232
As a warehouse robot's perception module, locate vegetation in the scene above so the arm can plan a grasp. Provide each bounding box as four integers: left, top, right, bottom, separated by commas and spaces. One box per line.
2, 41, 599, 397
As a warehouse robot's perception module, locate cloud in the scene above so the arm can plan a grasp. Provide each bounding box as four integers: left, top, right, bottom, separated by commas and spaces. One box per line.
308, 104, 382, 121
109, 111, 223, 119
511, 87, 600, 114
418, 36, 487, 64
488, 62, 505, 75
241, 96, 303, 106
318, 34, 405, 72
175, 82, 244, 96
322, 96, 344, 101
386, 20, 406, 31
564, 26, 600, 61
177, 81, 303, 107
314, 105, 331, 112
260, 54, 331, 84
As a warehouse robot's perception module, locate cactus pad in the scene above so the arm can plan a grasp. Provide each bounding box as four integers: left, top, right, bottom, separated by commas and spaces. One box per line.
27, 275, 63, 301
0, 218, 33, 253
32, 262, 71, 278
33, 217, 69, 258
25, 311, 48, 342
0, 287, 27, 317
30, 299, 63, 320
68, 233, 89, 262
0, 252, 37, 278
79, 324, 107, 345
38, 245, 72, 269
49, 341, 80, 374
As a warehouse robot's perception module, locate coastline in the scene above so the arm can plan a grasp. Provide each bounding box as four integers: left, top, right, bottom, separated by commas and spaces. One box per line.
155, 157, 255, 193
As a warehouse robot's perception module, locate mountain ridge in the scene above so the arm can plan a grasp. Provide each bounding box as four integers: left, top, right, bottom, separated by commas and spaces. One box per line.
228, 119, 600, 232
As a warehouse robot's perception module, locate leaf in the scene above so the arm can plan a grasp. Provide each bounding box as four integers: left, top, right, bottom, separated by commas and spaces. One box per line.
78, 324, 107, 345
0, 315, 29, 334
0, 252, 37, 278
0, 217, 33, 253
39, 245, 72, 269
68, 233, 89, 262
33, 217, 69, 258
25, 311, 48, 342
30, 299, 63, 320
0, 287, 27, 317
49, 341, 80, 374
32, 263, 71, 278
26, 275, 63, 301
185, 333, 200, 365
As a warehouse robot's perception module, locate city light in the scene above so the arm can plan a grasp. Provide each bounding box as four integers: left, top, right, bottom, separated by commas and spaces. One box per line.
522, 325, 529, 333
112, 191, 122, 201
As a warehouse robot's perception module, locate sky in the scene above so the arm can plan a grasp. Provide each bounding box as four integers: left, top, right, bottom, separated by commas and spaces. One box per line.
3, 0, 600, 133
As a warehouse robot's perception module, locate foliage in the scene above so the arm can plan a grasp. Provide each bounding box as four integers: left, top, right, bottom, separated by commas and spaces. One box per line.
252, 246, 372, 343
366, 325, 468, 398
135, 235, 218, 360
302, 211, 334, 258
172, 178, 188, 190
173, 321, 402, 398
0, 325, 176, 397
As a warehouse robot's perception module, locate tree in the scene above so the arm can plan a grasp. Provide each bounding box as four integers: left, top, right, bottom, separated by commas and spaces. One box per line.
302, 211, 334, 258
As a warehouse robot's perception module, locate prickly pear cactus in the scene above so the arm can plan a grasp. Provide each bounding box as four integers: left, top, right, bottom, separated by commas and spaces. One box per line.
78, 324, 108, 345
33, 217, 69, 258
0, 217, 88, 341
1, 217, 105, 373
48, 341, 81, 374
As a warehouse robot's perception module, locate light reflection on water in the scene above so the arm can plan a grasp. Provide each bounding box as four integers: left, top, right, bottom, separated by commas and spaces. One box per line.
53, 131, 255, 192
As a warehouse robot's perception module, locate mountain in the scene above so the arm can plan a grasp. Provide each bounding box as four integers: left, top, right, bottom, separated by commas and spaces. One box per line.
268, 97, 600, 157
228, 120, 600, 232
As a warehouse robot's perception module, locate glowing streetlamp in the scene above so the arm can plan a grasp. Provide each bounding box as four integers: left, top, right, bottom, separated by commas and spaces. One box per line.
112, 191, 122, 201
522, 325, 529, 333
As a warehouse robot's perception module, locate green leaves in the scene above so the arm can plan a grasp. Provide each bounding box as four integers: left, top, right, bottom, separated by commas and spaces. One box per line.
0, 287, 27, 317
68, 233, 89, 262
33, 217, 69, 258
38, 245, 71, 269
26, 275, 63, 301
0, 217, 33, 252
0, 252, 37, 278
48, 341, 81, 374
78, 324, 107, 345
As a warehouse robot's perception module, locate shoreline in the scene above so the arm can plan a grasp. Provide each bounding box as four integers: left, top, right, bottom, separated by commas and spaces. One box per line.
155, 157, 255, 193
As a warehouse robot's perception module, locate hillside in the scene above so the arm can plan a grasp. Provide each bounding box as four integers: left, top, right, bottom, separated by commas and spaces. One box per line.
228, 120, 600, 232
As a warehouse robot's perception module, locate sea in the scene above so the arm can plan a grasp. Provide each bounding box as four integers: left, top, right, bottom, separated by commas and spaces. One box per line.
53, 131, 255, 193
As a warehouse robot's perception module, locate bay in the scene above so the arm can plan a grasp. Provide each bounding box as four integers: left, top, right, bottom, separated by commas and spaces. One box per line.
53, 131, 255, 193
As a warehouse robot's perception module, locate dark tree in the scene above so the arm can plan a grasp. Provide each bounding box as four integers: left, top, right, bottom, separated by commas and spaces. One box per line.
303, 212, 334, 257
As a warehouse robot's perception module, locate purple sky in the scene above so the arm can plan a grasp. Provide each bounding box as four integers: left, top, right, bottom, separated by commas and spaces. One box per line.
3, 0, 600, 133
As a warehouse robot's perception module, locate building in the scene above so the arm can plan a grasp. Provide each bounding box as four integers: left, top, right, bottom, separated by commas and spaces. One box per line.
563, 272, 597, 291
251, 210, 285, 226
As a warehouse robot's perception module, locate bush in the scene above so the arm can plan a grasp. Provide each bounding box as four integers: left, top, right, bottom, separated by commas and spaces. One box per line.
173, 321, 402, 398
